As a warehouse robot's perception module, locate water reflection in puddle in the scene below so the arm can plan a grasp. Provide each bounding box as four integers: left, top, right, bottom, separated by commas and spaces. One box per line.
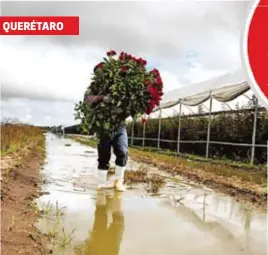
36, 133, 267, 255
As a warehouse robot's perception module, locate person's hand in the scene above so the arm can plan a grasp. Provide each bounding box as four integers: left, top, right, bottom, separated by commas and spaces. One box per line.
85, 95, 103, 104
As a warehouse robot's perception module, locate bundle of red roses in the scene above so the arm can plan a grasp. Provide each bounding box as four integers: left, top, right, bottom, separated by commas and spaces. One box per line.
145, 68, 163, 115
75, 50, 164, 133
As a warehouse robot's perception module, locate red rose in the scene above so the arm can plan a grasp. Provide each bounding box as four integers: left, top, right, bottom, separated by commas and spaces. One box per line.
121, 66, 128, 72
136, 58, 142, 65
96, 63, 103, 70
151, 69, 160, 78
148, 85, 159, 98
107, 50, 116, 56
145, 105, 153, 115
147, 108, 153, 114
150, 99, 156, 107
144, 99, 156, 115
141, 117, 148, 124
156, 77, 163, 85
156, 83, 163, 89
144, 80, 150, 85
155, 97, 160, 106
138, 58, 146, 65
136, 58, 147, 66
119, 52, 125, 61
147, 85, 154, 94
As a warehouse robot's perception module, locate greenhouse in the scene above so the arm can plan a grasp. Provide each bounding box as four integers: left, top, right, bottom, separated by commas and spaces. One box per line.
128, 69, 267, 165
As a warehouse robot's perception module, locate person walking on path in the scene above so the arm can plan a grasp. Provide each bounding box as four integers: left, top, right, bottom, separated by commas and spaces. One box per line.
84, 65, 129, 192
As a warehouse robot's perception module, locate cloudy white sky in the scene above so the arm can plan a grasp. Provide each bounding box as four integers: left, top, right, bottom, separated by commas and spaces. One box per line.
0, 1, 250, 126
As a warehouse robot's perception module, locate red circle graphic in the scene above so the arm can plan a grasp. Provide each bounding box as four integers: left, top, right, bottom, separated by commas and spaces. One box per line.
247, 0, 268, 101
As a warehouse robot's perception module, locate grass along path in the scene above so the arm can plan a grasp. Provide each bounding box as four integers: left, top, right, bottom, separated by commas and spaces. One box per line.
68, 134, 267, 210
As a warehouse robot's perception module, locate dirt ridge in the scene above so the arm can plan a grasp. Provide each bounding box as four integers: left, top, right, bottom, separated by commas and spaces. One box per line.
1, 148, 48, 255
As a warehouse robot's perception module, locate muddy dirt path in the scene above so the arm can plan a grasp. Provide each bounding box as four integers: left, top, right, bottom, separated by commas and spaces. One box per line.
1, 149, 47, 255
36, 133, 267, 255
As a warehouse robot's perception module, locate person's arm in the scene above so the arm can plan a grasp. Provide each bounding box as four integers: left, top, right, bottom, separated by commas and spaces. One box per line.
85, 94, 129, 118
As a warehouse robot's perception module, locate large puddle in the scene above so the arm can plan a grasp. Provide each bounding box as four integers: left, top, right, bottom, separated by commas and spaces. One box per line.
36, 133, 267, 255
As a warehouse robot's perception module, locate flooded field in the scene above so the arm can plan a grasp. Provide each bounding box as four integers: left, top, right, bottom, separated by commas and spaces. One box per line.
36, 133, 267, 255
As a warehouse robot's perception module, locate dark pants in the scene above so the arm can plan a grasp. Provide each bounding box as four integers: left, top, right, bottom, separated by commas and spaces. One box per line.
98, 125, 128, 170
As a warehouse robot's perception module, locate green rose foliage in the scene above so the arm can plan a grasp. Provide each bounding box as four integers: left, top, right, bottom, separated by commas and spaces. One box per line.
74, 51, 163, 135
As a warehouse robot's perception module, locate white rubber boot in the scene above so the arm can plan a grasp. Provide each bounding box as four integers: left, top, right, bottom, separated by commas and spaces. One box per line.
114, 166, 126, 192
106, 167, 117, 189
97, 170, 108, 189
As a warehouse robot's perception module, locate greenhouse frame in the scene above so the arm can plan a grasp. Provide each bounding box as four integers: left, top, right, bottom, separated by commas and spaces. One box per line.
128, 69, 267, 165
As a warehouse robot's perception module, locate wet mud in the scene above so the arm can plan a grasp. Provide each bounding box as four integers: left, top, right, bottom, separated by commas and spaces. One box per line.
1, 149, 47, 255
36, 133, 267, 255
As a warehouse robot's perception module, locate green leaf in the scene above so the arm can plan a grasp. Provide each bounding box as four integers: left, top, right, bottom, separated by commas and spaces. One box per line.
104, 122, 110, 130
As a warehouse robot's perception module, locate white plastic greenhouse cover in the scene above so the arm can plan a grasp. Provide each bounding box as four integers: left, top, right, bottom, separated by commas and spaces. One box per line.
155, 69, 250, 111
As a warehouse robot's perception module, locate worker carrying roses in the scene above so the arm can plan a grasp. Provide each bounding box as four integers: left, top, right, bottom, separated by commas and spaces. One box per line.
85, 67, 129, 191
76, 50, 164, 192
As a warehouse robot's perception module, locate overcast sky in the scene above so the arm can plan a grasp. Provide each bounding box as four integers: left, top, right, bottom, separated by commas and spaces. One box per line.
0, 1, 250, 126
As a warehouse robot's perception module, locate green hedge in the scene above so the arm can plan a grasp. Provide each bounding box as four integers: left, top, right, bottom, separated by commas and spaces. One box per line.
127, 109, 268, 164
